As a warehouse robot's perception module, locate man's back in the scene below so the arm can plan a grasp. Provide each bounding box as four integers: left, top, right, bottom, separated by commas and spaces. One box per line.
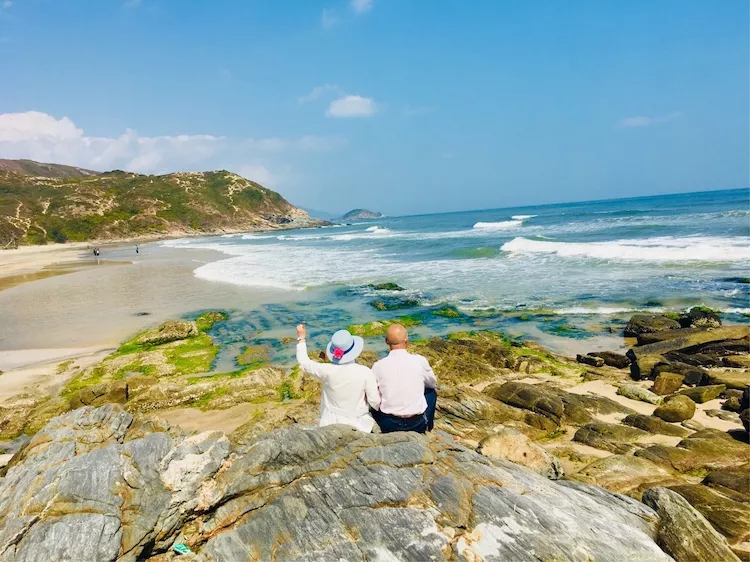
372, 349, 437, 416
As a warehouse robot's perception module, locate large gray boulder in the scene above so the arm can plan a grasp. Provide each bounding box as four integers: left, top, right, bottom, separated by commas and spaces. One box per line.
0, 405, 673, 562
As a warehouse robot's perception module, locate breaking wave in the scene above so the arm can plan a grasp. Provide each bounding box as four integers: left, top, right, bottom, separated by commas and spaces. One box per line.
501, 236, 750, 263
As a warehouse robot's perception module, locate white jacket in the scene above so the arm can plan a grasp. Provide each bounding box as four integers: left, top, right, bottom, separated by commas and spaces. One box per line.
296, 341, 381, 432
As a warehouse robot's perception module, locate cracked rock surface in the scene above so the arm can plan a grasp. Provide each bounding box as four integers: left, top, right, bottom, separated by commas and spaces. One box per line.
0, 405, 674, 562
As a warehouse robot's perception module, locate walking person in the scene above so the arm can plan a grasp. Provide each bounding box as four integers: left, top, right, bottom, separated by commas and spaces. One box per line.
295, 323, 381, 432
371, 324, 438, 434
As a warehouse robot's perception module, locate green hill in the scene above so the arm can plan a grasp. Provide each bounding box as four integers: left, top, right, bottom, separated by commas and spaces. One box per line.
0, 160, 322, 246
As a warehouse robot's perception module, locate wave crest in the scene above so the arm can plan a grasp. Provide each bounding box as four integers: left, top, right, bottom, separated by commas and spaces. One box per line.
501, 236, 750, 262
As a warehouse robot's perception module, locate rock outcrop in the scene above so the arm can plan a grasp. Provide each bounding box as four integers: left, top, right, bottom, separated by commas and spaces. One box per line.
0, 406, 673, 562
643, 487, 740, 562
624, 314, 681, 337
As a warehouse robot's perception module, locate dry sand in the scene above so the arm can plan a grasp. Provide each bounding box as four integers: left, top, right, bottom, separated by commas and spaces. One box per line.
0, 348, 111, 402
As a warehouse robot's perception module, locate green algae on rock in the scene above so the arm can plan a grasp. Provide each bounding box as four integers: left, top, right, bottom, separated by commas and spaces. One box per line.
430, 305, 463, 318
347, 314, 423, 337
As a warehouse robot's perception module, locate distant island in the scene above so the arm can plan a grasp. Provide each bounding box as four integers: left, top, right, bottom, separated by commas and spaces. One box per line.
0, 159, 324, 246
341, 208, 383, 220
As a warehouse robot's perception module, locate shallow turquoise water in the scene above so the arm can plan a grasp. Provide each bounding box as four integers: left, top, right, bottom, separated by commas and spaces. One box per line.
164, 188, 749, 367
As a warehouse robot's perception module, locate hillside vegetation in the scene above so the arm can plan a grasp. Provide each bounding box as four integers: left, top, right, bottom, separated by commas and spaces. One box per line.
0, 160, 321, 246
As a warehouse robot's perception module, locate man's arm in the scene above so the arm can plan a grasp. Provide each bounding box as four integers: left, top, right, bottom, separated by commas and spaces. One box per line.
420, 356, 437, 389
363, 368, 381, 411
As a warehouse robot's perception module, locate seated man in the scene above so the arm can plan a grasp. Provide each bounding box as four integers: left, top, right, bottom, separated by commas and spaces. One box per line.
371, 324, 438, 433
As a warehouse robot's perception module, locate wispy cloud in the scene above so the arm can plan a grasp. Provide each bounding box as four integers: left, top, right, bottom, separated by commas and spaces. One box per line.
617, 111, 682, 129
298, 84, 342, 104
326, 95, 376, 118
2, 1, 13, 9
321, 9, 339, 29
124, 0, 142, 7
350, 0, 373, 14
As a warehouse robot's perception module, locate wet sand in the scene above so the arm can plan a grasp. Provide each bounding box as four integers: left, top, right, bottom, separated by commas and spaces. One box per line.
0, 243, 294, 353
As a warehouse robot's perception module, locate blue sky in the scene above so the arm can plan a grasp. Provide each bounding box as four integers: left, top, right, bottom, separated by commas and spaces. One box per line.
0, 0, 747, 215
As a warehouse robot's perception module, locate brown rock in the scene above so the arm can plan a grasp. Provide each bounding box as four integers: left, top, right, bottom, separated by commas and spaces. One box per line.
653, 395, 695, 422
572, 421, 648, 454
477, 428, 563, 480
642, 487, 741, 562
588, 351, 631, 369
636, 429, 750, 473
669, 484, 750, 551
721, 355, 750, 369
576, 354, 604, 367
708, 371, 750, 391
652, 373, 684, 395
622, 414, 690, 437
634, 326, 750, 358
572, 455, 684, 498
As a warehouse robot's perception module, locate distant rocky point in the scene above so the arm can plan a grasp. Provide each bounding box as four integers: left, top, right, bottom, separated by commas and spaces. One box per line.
0, 159, 325, 246
341, 208, 383, 220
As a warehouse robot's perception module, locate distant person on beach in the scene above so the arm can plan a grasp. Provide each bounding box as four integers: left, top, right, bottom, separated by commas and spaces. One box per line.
295, 323, 381, 432
371, 324, 438, 434
135, 245, 139, 254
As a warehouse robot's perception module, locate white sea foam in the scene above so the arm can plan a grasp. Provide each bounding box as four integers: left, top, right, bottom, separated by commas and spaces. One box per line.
501, 236, 750, 262
365, 226, 391, 234
473, 220, 524, 230
511, 215, 537, 220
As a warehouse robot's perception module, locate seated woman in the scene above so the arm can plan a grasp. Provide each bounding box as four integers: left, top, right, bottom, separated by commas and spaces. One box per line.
295, 323, 381, 432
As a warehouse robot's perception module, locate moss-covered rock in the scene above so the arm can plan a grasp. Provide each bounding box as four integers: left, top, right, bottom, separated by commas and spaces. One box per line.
347, 315, 423, 337
572, 455, 684, 498
642, 487, 741, 562
622, 413, 690, 437
367, 282, 405, 291
668, 484, 750, 551
195, 311, 228, 332
430, 306, 462, 319
369, 297, 420, 311
654, 395, 696, 422
135, 320, 199, 346
572, 421, 649, 454
677, 384, 726, 404
237, 345, 271, 368
636, 429, 750, 473
624, 314, 680, 337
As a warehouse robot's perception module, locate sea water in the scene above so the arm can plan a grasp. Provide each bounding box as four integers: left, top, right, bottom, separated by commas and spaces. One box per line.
162, 188, 749, 360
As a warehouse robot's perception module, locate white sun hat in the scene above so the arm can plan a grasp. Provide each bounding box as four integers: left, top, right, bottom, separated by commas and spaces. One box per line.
326, 329, 365, 364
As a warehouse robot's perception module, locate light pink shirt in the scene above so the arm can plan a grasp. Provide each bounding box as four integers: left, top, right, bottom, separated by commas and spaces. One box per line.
372, 349, 437, 416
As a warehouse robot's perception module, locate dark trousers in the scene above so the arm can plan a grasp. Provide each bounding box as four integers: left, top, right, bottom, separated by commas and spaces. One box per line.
374, 388, 438, 434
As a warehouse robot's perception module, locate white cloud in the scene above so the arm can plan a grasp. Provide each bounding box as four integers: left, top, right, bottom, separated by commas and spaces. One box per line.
350, 0, 372, 14
617, 111, 682, 129
326, 95, 376, 118
321, 9, 339, 29
298, 84, 341, 104
0, 111, 346, 185
238, 164, 273, 186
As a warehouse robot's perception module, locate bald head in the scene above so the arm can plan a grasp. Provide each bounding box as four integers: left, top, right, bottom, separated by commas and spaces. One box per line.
385, 324, 409, 349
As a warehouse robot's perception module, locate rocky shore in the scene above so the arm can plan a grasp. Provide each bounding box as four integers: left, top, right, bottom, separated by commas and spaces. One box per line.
0, 307, 747, 561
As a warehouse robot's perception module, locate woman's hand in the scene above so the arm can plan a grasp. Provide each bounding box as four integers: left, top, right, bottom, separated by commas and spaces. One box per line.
296, 323, 306, 340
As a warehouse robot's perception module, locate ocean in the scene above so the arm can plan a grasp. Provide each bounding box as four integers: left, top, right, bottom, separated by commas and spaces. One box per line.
162, 188, 749, 360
